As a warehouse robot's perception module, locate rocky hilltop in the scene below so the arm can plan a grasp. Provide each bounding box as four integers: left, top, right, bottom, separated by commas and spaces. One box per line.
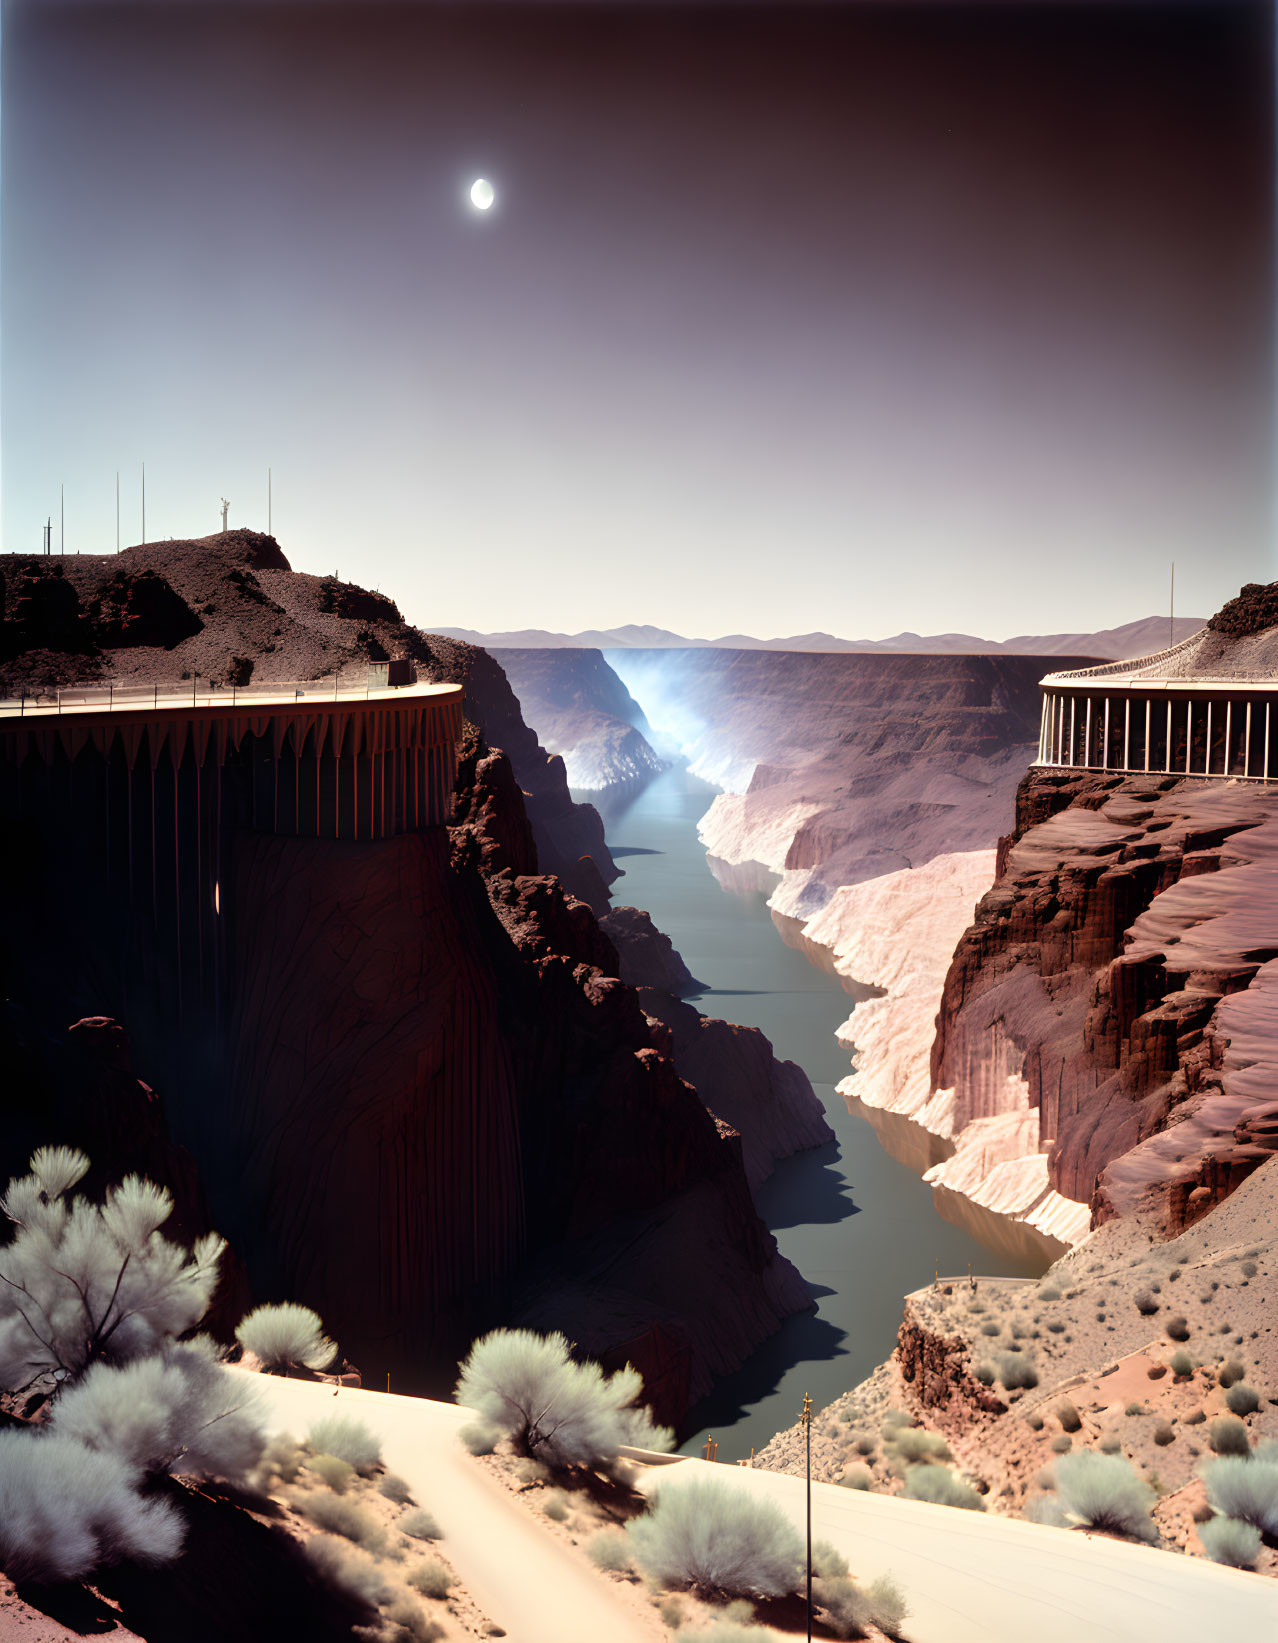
0, 533, 827, 1424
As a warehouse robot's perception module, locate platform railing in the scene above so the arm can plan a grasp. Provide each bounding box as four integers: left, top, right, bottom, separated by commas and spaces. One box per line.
0, 670, 448, 717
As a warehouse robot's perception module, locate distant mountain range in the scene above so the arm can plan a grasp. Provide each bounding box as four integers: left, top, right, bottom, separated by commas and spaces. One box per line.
436, 614, 1206, 661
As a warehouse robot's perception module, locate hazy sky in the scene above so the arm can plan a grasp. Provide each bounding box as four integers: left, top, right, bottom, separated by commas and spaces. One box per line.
2, 1, 1273, 640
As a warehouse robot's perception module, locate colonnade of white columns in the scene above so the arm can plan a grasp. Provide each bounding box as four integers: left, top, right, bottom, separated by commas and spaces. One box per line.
1037, 690, 1275, 781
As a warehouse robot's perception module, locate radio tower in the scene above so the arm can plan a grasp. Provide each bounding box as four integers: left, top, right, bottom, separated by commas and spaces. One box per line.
220, 498, 230, 533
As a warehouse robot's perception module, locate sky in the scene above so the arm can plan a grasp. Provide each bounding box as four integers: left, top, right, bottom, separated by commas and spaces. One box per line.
2, 0, 1273, 641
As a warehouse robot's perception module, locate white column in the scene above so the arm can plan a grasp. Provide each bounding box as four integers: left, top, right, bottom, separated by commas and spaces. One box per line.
1206, 702, 1212, 775
1186, 701, 1193, 774
1123, 698, 1131, 771
1038, 696, 1048, 763
1225, 701, 1232, 776
1245, 702, 1252, 778
1144, 699, 1151, 773
1165, 701, 1172, 773
1102, 697, 1111, 769
1069, 698, 1076, 765
1084, 697, 1092, 766
1267, 703, 1271, 781
1058, 695, 1065, 764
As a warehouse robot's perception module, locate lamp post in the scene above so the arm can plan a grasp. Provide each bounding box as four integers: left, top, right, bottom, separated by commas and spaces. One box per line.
801, 1391, 813, 1642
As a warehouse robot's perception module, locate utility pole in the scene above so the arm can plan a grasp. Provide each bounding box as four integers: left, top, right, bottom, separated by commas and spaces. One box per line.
141, 462, 146, 545
43, 517, 51, 556
268, 467, 272, 535
116, 471, 120, 552
220, 497, 230, 533
801, 1392, 813, 1643
60, 484, 64, 554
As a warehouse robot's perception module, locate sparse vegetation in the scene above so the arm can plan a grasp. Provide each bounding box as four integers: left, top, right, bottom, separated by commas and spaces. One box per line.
1169, 1349, 1195, 1379
455, 1328, 673, 1466
543, 1490, 569, 1522
459, 1421, 499, 1455
901, 1464, 985, 1510
1054, 1451, 1158, 1542
305, 1452, 355, 1493
1225, 1383, 1262, 1417
1056, 1401, 1082, 1433
379, 1471, 415, 1505
997, 1352, 1039, 1390
400, 1507, 442, 1541
588, 1528, 633, 1571
304, 1533, 393, 1606
1209, 1415, 1253, 1456
627, 1478, 803, 1598
1165, 1316, 1191, 1342
306, 1415, 382, 1473
235, 1301, 338, 1373
888, 1427, 951, 1465
294, 1489, 388, 1553
1133, 1290, 1159, 1315
1218, 1360, 1247, 1388
406, 1555, 454, 1599
1201, 1456, 1278, 1534
1199, 1515, 1262, 1568
816, 1572, 909, 1639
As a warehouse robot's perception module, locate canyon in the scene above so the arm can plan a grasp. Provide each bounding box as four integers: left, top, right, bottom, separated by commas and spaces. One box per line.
0, 536, 830, 1427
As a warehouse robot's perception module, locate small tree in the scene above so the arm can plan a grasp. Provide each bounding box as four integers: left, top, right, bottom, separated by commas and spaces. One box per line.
454, 1328, 672, 1467
0, 1148, 224, 1393
628, 1478, 803, 1598
235, 1302, 337, 1373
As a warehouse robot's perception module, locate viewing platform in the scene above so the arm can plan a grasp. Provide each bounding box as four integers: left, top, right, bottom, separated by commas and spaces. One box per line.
1036, 628, 1278, 782
0, 672, 464, 839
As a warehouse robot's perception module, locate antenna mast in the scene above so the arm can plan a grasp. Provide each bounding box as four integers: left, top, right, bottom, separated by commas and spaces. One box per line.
1170, 561, 1175, 651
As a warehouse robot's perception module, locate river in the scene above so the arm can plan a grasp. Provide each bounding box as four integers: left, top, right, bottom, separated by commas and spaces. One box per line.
582, 765, 1046, 1461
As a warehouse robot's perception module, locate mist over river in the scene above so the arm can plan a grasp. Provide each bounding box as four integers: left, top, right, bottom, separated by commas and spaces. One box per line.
583, 766, 1046, 1460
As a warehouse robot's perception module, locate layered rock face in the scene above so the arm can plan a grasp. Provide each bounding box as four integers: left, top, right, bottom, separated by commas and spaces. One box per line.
490, 647, 665, 792
934, 770, 1278, 1238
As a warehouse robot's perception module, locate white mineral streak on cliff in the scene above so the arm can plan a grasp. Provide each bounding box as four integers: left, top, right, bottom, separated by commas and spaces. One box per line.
762, 848, 1091, 1248
699, 792, 826, 874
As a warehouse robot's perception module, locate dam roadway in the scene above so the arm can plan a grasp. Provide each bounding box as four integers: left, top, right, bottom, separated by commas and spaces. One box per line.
243, 1374, 1278, 1643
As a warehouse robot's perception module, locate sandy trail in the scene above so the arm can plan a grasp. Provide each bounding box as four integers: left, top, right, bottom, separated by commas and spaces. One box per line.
632, 1455, 1278, 1643
234, 1372, 654, 1643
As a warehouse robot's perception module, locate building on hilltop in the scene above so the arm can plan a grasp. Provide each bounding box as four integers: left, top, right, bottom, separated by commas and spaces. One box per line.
1036, 586, 1278, 780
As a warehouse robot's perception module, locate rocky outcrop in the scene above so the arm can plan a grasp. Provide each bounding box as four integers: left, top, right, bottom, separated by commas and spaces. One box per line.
636, 988, 834, 1189
491, 647, 665, 791
933, 771, 1278, 1236
599, 905, 703, 997
895, 1296, 1007, 1416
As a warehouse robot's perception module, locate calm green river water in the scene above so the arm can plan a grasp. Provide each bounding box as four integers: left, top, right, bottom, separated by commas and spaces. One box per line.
583, 765, 1045, 1460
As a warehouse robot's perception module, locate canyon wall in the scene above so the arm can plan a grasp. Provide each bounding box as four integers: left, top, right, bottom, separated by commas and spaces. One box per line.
0, 536, 814, 1424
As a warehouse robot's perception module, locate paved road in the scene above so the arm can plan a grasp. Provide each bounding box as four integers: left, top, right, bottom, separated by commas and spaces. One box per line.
632, 1455, 1278, 1643
234, 1371, 653, 1643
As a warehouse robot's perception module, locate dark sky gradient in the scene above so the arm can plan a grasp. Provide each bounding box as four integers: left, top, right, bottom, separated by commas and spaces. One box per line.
2, 2, 1273, 638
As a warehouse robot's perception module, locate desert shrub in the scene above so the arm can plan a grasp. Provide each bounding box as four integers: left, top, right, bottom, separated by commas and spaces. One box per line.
1225, 1383, 1261, 1417
0, 1427, 184, 1582
1027, 1413, 1045, 1432
980, 1320, 1000, 1336
1124, 1402, 1147, 1417
881, 1408, 910, 1430
51, 1343, 265, 1482
304, 1534, 393, 1606
306, 1416, 382, 1473
854, 1435, 876, 1456
1218, 1360, 1247, 1388
235, 1302, 337, 1373
1242, 1260, 1258, 1279
588, 1529, 632, 1571
838, 1464, 872, 1490
973, 1362, 996, 1386
0, 1150, 225, 1390
406, 1556, 454, 1599
400, 1507, 442, 1541
627, 1477, 803, 1598
1153, 1422, 1176, 1447
380, 1472, 415, 1505
1038, 1285, 1061, 1301
813, 1539, 849, 1579
657, 1595, 685, 1629
997, 1353, 1039, 1391
1201, 1456, 1278, 1534
1025, 1495, 1069, 1528
1183, 1408, 1206, 1425
1199, 1515, 1262, 1568
1056, 1402, 1082, 1433
307, 1453, 355, 1493
456, 1329, 673, 1467
384, 1594, 445, 1642
256, 1431, 305, 1485
901, 1464, 985, 1510
295, 1490, 388, 1553
889, 1427, 951, 1465
817, 1572, 908, 1639
1169, 1350, 1194, 1378
1051, 1434, 1072, 1455
543, 1490, 569, 1521
1209, 1415, 1252, 1456
1047, 1321, 1065, 1334
1133, 1290, 1159, 1315
513, 1456, 550, 1483
1098, 1433, 1123, 1455
1165, 1316, 1191, 1342
1054, 1452, 1157, 1541
453, 1421, 495, 1455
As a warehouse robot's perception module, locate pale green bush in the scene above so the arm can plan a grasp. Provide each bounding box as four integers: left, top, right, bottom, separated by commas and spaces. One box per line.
588, 1528, 632, 1571
304, 1533, 393, 1606
307, 1453, 354, 1493
400, 1507, 442, 1541
627, 1478, 803, 1597
1209, 1415, 1252, 1456
901, 1464, 985, 1510
1199, 1515, 1262, 1567
1225, 1383, 1261, 1417
236, 1302, 337, 1373
294, 1490, 387, 1554
306, 1416, 381, 1473
1054, 1452, 1158, 1541
1201, 1456, 1278, 1534
406, 1555, 453, 1599
379, 1471, 415, 1504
